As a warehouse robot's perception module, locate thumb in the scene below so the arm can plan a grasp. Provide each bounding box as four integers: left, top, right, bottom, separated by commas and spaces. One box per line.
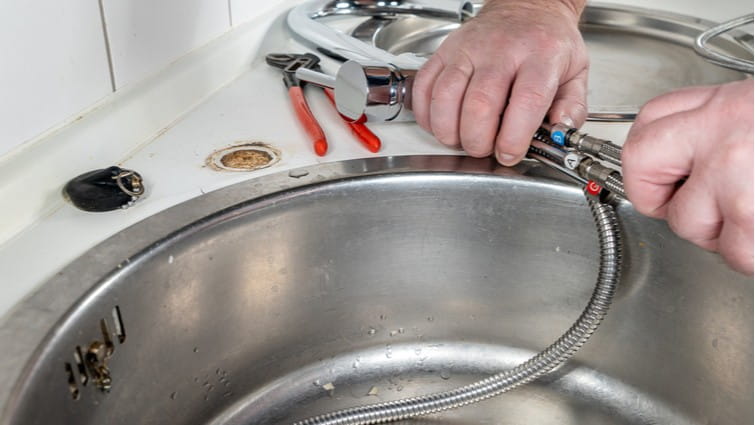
548, 68, 588, 127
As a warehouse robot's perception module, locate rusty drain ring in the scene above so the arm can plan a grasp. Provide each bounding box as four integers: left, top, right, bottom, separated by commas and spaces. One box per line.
207, 142, 281, 172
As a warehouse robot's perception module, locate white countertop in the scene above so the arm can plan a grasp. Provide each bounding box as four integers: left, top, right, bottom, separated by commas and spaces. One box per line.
0, 0, 751, 319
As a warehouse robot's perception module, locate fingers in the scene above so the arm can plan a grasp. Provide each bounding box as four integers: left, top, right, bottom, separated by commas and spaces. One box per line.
718, 220, 754, 274
548, 67, 588, 127
622, 109, 698, 218
716, 141, 754, 273
412, 54, 445, 133
495, 61, 560, 165
665, 173, 722, 251
633, 85, 717, 128
459, 66, 513, 157
429, 52, 475, 147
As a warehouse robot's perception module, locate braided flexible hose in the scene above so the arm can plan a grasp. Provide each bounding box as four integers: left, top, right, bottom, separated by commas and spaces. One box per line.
599, 142, 623, 164
603, 174, 627, 199
294, 197, 622, 425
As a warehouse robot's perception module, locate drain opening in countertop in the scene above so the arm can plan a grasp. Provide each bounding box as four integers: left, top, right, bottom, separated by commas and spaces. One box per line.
207, 142, 281, 172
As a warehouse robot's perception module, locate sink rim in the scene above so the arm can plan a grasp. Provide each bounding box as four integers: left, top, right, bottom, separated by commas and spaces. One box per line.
0, 155, 585, 419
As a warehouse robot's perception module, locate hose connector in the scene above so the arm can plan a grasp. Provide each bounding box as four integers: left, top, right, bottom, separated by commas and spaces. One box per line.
544, 123, 623, 167
577, 157, 626, 199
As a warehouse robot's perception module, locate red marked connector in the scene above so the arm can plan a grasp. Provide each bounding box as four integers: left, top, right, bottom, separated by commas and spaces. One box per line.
586, 180, 602, 196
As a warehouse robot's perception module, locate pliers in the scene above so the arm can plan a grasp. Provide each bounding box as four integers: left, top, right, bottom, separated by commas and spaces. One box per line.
265, 53, 381, 155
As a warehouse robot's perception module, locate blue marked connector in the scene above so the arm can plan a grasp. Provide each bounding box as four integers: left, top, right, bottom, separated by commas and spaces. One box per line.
551, 131, 565, 146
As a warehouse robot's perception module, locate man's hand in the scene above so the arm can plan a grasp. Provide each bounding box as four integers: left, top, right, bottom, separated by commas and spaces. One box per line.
412, 0, 588, 165
622, 79, 754, 274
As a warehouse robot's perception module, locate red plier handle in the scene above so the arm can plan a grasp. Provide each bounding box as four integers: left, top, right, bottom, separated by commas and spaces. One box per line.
288, 86, 328, 156
323, 89, 381, 153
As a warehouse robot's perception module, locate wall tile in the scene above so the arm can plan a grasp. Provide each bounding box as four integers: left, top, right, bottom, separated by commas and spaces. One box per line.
102, 0, 230, 89
0, 1, 112, 157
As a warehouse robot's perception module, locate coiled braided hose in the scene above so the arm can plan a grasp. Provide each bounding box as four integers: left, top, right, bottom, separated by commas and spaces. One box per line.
294, 197, 622, 425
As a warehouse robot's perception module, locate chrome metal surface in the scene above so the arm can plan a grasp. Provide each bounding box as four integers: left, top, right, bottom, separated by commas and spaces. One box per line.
0, 156, 751, 425
287, 0, 460, 69
350, 4, 752, 121
695, 14, 755, 73
295, 68, 337, 90
296, 61, 418, 121
293, 196, 622, 425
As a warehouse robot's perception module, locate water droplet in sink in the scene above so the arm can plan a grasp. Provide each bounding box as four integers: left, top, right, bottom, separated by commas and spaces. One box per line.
322, 382, 335, 396
170, 392, 177, 400
414, 348, 422, 355
367, 327, 377, 336
427, 316, 434, 322
193, 347, 199, 353
168, 255, 174, 264
440, 370, 451, 380
385, 344, 392, 358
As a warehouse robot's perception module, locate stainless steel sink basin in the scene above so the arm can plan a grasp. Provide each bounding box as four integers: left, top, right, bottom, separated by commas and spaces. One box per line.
0, 156, 751, 424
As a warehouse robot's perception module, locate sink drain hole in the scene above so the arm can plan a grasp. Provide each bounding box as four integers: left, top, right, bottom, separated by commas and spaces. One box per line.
64, 363, 80, 400
207, 142, 281, 172
113, 305, 126, 344
73, 346, 88, 386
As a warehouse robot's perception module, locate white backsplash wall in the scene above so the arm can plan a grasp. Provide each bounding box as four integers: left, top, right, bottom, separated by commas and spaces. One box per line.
0, 0, 288, 159
230, 0, 284, 26
0, 1, 112, 158
102, 0, 231, 89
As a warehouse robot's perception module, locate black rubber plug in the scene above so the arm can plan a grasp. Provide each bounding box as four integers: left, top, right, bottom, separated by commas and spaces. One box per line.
63, 166, 144, 212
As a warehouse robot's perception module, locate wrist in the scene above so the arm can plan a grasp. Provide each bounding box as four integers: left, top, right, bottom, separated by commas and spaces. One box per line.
556, 0, 586, 18
482, 0, 585, 22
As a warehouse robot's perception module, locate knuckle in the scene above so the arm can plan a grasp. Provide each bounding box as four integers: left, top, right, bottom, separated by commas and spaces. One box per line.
461, 128, 495, 157
446, 59, 474, 79
621, 129, 649, 168
635, 97, 666, 126
412, 74, 431, 95
722, 138, 753, 165
666, 213, 691, 240
528, 27, 556, 49
464, 89, 499, 113
730, 196, 754, 230
511, 88, 551, 112
431, 122, 459, 147
463, 141, 494, 158
635, 201, 664, 219
496, 136, 529, 159
432, 79, 465, 101
431, 84, 456, 102
720, 240, 754, 274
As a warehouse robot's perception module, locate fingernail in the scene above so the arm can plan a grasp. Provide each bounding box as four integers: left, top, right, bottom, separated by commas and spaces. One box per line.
559, 115, 575, 127
497, 152, 516, 165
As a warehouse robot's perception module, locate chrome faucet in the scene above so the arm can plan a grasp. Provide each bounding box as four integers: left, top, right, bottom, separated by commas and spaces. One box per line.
296, 60, 417, 122
287, 0, 483, 121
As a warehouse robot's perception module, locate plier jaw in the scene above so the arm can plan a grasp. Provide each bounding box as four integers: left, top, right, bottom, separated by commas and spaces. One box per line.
265, 52, 382, 156
265, 53, 322, 88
